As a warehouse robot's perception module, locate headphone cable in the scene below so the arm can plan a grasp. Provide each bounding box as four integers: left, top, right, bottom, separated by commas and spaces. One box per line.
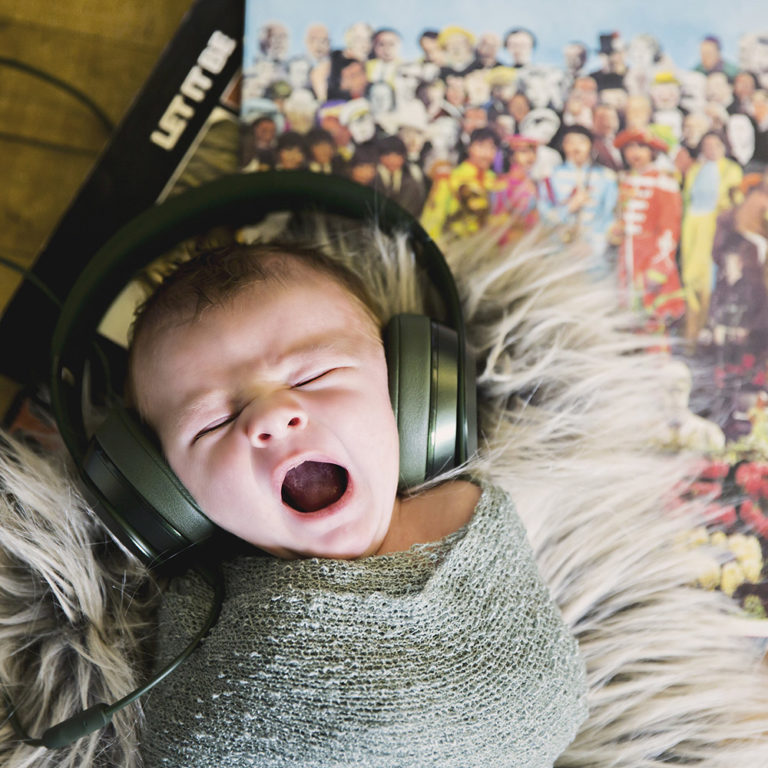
0, 257, 224, 748
2, 563, 224, 749
0, 56, 114, 136
0, 254, 63, 311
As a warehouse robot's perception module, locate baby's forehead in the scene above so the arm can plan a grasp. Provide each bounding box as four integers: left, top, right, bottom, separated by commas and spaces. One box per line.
150, 249, 373, 322
133, 253, 380, 355
129, 258, 382, 415
129, 249, 380, 385
226, 254, 380, 324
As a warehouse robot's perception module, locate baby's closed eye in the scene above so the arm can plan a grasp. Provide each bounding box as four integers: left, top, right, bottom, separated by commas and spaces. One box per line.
292, 368, 338, 387
193, 412, 240, 442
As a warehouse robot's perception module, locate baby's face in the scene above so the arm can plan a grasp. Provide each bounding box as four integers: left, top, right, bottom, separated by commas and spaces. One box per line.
132, 258, 400, 559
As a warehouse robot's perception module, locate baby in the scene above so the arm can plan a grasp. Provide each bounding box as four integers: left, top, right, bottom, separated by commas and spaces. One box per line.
127, 237, 587, 767
127, 243, 481, 561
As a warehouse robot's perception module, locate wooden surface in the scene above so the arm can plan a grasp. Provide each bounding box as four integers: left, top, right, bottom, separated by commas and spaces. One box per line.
0, 0, 192, 413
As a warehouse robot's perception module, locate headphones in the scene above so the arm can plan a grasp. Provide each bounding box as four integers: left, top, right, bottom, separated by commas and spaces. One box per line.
9, 170, 477, 749
50, 170, 477, 569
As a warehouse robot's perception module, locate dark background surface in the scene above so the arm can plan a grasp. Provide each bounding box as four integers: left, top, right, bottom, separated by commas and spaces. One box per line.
0, 0, 192, 415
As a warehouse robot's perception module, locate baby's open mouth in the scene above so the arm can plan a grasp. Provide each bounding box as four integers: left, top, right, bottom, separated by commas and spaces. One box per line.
281, 461, 349, 513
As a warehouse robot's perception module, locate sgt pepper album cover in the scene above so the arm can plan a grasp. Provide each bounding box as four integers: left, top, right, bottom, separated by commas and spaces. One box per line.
240, 0, 768, 612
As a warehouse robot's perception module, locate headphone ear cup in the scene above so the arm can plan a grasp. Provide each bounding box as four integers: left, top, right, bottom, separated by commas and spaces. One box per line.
385, 313, 465, 489
385, 314, 433, 489
82, 408, 215, 566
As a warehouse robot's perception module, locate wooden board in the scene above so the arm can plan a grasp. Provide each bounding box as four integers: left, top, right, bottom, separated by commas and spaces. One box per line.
0, 0, 192, 414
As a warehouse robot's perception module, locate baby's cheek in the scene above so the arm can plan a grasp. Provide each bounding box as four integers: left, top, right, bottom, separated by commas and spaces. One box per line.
181, 442, 262, 513
165, 452, 201, 502
164, 442, 221, 506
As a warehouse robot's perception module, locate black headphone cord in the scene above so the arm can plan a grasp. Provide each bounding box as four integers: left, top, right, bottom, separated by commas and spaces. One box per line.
2, 562, 225, 750
0, 253, 63, 311
0, 56, 115, 137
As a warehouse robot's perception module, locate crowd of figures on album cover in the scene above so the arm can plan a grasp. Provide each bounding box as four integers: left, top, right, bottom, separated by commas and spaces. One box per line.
239, 19, 768, 607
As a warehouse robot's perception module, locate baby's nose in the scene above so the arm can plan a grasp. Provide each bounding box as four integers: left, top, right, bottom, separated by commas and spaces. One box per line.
244, 399, 307, 446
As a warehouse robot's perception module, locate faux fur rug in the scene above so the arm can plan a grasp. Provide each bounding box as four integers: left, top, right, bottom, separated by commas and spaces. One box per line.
1, 224, 767, 767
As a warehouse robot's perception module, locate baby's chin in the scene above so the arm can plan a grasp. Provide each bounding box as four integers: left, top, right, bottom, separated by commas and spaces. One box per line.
261, 530, 388, 562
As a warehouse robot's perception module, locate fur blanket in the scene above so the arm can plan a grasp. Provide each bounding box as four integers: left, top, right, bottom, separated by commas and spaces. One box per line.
1, 224, 767, 767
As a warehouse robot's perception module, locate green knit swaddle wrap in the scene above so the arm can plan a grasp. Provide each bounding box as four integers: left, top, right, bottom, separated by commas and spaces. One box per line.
141, 485, 587, 767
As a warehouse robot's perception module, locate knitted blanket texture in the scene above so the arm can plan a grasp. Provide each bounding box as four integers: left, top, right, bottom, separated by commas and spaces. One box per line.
1, 224, 768, 768
141, 485, 587, 767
